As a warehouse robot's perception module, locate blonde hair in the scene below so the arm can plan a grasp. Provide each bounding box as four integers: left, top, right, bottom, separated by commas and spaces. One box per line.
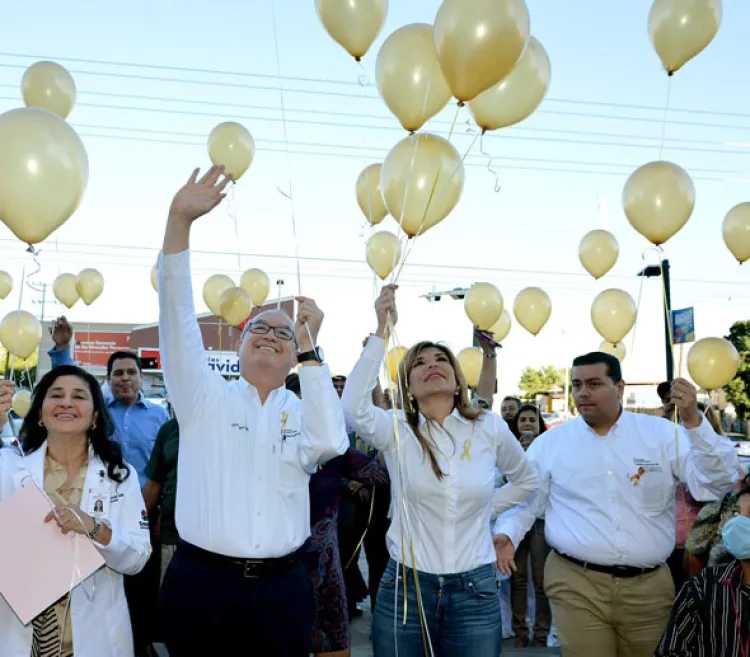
397, 341, 483, 480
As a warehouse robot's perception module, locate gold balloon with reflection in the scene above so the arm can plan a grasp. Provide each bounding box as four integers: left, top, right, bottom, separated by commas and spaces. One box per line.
579, 230, 619, 279
591, 289, 637, 345
722, 203, 750, 264
75, 269, 104, 306
220, 287, 253, 327
366, 231, 402, 280
0, 108, 88, 245
208, 122, 255, 181
381, 133, 464, 237
356, 164, 389, 225
0, 272, 12, 300
623, 161, 695, 246
433, 0, 530, 103
648, 0, 722, 75
0, 310, 43, 359
457, 347, 483, 388
386, 346, 407, 382
376, 23, 452, 133
599, 340, 627, 363
53, 273, 79, 309
687, 337, 739, 390
489, 309, 511, 343
315, 0, 388, 60
465, 282, 503, 330
203, 275, 235, 317
469, 36, 550, 131
513, 287, 551, 336
240, 269, 270, 306
22, 61, 77, 119
11, 390, 32, 418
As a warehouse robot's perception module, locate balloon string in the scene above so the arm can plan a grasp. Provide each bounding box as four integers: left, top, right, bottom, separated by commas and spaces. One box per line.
658, 76, 673, 160
227, 182, 242, 274
7, 265, 27, 382
629, 247, 661, 359
479, 132, 501, 193
24, 246, 44, 293
270, 0, 302, 297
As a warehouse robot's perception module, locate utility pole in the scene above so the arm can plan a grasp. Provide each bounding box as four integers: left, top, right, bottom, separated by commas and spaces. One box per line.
637, 260, 674, 383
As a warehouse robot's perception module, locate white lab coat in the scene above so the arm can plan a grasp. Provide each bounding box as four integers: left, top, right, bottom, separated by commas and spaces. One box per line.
0, 443, 152, 657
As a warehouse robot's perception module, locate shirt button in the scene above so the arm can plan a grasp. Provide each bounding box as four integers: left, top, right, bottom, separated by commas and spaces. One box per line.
607, 470, 613, 476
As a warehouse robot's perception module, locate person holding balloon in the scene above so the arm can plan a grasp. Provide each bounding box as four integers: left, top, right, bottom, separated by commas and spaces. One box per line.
341, 284, 537, 657
493, 352, 740, 657
0, 380, 13, 443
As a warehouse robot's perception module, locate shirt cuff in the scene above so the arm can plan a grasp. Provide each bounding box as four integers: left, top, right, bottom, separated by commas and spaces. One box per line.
298, 362, 333, 388
158, 249, 192, 280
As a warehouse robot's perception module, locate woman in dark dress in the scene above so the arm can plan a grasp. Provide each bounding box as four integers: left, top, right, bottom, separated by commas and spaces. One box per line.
286, 373, 389, 657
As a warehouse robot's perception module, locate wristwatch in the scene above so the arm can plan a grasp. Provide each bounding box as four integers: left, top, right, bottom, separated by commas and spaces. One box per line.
298, 347, 324, 364
88, 517, 103, 541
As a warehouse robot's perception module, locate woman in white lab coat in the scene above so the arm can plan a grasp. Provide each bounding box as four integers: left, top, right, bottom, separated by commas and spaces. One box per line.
0, 365, 152, 657
341, 286, 537, 657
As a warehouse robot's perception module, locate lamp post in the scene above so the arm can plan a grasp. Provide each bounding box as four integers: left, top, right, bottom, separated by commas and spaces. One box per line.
637, 260, 674, 383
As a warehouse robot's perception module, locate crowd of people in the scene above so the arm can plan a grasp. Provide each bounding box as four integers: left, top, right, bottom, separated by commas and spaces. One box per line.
0, 165, 747, 657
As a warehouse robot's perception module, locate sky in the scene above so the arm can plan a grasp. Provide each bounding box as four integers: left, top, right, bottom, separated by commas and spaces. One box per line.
0, 0, 748, 396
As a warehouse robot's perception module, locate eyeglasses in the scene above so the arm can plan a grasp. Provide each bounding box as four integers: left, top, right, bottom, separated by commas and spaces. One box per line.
243, 322, 295, 342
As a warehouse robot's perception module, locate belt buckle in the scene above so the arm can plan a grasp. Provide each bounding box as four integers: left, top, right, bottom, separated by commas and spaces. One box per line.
243, 561, 259, 579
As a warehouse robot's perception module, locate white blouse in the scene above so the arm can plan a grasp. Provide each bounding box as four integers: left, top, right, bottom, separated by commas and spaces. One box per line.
341, 336, 537, 574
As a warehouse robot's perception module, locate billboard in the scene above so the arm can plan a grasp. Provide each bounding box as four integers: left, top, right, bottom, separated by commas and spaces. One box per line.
74, 332, 132, 368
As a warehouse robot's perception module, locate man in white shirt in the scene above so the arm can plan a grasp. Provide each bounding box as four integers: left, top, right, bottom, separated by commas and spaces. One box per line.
0, 381, 12, 445
493, 352, 739, 657
157, 166, 349, 657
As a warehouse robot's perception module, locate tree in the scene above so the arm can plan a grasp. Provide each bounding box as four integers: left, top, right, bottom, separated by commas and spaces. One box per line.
725, 320, 750, 420
518, 365, 565, 402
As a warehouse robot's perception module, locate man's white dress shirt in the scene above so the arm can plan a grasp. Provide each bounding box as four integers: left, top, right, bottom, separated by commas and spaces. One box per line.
342, 336, 537, 574
494, 410, 740, 568
158, 250, 348, 559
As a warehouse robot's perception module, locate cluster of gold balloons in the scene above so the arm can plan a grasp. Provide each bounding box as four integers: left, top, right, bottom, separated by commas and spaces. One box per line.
202, 269, 270, 327
0, 272, 13, 300
208, 122, 255, 181
0, 347, 39, 375
52, 269, 104, 309
0, 310, 43, 359
464, 283, 551, 338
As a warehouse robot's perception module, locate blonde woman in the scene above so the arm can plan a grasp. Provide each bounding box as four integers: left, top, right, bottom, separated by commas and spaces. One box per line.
341, 286, 537, 657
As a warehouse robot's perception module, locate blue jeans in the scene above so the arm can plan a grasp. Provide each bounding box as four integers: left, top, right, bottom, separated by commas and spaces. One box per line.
372, 559, 503, 657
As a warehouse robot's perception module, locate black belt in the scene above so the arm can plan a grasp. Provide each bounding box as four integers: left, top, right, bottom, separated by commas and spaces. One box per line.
178, 540, 300, 578
555, 551, 662, 578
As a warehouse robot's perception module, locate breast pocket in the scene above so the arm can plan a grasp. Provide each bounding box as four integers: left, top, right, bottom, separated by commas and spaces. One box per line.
276, 442, 309, 491
639, 471, 671, 513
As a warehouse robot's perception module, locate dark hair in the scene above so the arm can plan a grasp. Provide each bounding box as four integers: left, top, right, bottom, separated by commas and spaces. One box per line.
502, 396, 522, 408
332, 375, 347, 383
572, 352, 622, 383
285, 373, 301, 397
656, 381, 671, 400
107, 351, 142, 377
738, 484, 750, 498
20, 365, 130, 484
509, 404, 548, 439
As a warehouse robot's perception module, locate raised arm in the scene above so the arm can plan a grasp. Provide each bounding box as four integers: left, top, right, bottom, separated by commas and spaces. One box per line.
159, 167, 232, 425
48, 316, 75, 368
475, 331, 497, 408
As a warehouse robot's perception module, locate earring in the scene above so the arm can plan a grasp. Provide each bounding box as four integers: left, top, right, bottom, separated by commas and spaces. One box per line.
38, 419, 44, 428
90, 421, 97, 430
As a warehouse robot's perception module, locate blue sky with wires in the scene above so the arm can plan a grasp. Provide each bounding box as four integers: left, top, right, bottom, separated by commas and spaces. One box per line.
0, 0, 748, 392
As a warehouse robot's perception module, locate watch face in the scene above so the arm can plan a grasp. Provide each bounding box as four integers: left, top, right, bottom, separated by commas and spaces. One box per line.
316, 347, 325, 362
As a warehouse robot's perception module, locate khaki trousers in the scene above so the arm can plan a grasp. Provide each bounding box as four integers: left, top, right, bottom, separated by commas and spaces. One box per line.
544, 551, 674, 657
160, 544, 178, 586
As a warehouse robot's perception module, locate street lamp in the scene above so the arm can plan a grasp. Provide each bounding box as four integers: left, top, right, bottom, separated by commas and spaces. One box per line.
637, 259, 673, 383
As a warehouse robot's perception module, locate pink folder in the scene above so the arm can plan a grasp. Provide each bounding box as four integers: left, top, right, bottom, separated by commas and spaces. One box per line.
0, 483, 105, 624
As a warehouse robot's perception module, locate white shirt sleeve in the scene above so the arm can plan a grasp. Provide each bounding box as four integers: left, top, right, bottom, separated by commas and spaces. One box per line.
671, 416, 740, 501
493, 433, 550, 548
340, 336, 395, 451
488, 413, 537, 518
297, 365, 350, 473
157, 250, 226, 426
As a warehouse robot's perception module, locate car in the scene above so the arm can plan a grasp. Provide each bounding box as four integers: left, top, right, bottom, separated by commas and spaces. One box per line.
727, 432, 750, 475
542, 411, 571, 429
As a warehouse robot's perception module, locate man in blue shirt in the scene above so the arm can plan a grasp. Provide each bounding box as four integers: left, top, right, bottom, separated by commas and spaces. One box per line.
49, 317, 167, 656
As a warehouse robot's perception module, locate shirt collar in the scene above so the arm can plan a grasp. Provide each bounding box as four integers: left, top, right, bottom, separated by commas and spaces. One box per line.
583, 406, 628, 437
107, 391, 146, 408
418, 407, 469, 428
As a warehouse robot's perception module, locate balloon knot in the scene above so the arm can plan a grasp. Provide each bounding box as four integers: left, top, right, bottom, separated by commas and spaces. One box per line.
667, 70, 674, 77
457, 101, 465, 108
355, 56, 362, 63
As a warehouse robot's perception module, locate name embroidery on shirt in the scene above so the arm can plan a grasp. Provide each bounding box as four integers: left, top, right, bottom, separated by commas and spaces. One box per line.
460, 439, 472, 462
629, 458, 662, 485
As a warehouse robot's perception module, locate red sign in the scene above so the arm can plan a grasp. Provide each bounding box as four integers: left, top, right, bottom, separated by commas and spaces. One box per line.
73, 332, 131, 368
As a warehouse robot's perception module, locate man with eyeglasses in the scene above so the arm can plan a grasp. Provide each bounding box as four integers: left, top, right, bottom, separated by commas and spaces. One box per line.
157, 166, 349, 657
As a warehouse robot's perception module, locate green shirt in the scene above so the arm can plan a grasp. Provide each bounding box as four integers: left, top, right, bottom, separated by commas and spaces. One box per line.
144, 418, 180, 545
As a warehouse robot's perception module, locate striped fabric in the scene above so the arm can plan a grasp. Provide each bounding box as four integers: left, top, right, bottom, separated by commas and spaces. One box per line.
31, 602, 72, 657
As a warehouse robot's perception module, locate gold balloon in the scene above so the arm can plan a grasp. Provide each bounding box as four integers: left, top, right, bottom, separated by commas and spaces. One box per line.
722, 203, 750, 264
315, 0, 388, 60
489, 309, 511, 343
75, 269, 104, 306
469, 36, 550, 131
465, 282, 503, 331
356, 164, 389, 225
0, 108, 88, 245
648, 0, 721, 75
366, 231, 402, 280
0, 311, 43, 359
0, 271, 12, 300
623, 161, 695, 246
240, 269, 270, 306
687, 337, 739, 390
513, 287, 551, 336
591, 289, 637, 345
208, 122, 255, 181
457, 347, 483, 388
203, 275, 234, 316
376, 24, 452, 133
150, 265, 158, 292
22, 61, 76, 119
11, 390, 32, 418
381, 133, 464, 237
433, 0, 530, 103
0, 347, 39, 375
53, 273, 79, 309
386, 346, 407, 381
579, 230, 619, 279
599, 340, 627, 363
220, 287, 252, 327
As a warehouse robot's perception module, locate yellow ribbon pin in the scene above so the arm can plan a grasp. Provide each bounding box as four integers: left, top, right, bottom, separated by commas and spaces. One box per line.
460, 439, 472, 462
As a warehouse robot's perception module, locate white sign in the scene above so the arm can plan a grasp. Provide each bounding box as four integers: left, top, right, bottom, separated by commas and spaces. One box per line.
205, 351, 239, 375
